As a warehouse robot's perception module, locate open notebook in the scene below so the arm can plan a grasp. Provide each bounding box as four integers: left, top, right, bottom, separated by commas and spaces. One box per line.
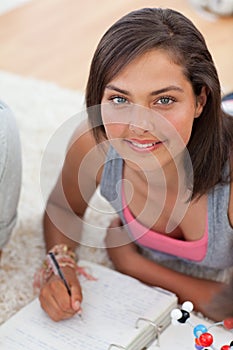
0, 260, 177, 350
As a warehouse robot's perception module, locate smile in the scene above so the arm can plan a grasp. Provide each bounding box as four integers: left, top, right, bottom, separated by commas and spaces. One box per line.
126, 139, 164, 152
130, 141, 159, 148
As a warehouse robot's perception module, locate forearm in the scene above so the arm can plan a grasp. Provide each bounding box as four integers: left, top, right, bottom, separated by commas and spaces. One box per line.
44, 202, 83, 253
122, 252, 224, 319
40, 205, 83, 321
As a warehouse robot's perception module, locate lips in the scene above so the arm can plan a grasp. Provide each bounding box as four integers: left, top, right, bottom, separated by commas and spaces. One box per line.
126, 139, 163, 152
130, 140, 159, 148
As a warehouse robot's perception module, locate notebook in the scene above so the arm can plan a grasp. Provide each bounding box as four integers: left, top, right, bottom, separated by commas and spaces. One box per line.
0, 260, 177, 350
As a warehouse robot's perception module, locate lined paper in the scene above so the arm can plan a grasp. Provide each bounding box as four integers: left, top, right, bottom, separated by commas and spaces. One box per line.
0, 260, 177, 350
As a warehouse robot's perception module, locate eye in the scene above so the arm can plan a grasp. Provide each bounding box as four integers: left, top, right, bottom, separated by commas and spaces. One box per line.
109, 96, 128, 105
157, 96, 175, 105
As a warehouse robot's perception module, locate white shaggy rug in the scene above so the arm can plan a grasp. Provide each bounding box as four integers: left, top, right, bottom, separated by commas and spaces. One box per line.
0, 71, 115, 324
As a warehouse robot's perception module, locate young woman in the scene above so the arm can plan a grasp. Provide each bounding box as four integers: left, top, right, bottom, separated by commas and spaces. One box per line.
37, 8, 233, 322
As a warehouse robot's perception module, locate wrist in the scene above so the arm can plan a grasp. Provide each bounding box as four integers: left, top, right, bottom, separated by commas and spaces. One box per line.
48, 243, 77, 262
33, 244, 78, 292
33, 244, 97, 292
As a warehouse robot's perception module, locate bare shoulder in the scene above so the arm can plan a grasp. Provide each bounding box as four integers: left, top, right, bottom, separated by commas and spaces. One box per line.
64, 120, 107, 183
49, 120, 108, 216
67, 120, 101, 157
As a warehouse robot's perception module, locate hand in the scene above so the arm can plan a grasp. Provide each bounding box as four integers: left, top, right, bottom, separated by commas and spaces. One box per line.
105, 217, 139, 273
39, 266, 82, 322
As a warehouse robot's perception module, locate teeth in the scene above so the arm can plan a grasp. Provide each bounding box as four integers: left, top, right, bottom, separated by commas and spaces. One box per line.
131, 141, 156, 148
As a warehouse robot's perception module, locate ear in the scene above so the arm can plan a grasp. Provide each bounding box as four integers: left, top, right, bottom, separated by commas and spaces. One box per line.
194, 86, 208, 118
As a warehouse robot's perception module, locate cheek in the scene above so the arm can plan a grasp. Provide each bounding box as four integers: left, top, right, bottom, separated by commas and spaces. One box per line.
103, 123, 126, 139
167, 112, 195, 146
174, 121, 193, 144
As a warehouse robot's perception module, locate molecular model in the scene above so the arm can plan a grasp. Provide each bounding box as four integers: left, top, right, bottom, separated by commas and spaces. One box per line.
170, 301, 233, 350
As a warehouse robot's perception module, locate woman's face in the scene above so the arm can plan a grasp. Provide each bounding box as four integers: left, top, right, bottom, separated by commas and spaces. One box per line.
101, 49, 206, 172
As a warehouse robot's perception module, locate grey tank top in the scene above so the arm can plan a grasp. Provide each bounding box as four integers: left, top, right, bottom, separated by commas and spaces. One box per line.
100, 146, 233, 282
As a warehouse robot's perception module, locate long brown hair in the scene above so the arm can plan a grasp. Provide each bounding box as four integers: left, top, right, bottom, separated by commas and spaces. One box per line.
85, 7, 233, 197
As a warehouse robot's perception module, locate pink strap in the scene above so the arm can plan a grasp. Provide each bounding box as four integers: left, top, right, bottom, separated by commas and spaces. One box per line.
122, 188, 208, 261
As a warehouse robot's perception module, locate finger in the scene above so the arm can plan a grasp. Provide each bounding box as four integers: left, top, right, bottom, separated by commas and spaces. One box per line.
59, 267, 83, 312
70, 282, 83, 312
39, 286, 74, 322
39, 279, 75, 321
53, 280, 74, 312
40, 294, 75, 322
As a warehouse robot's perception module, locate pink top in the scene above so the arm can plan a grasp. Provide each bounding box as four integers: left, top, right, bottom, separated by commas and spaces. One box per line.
122, 189, 208, 262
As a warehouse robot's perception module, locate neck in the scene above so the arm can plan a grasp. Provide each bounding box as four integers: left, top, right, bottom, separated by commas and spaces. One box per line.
129, 156, 187, 191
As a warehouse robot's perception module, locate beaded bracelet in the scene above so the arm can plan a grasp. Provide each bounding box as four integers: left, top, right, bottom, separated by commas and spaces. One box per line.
48, 244, 77, 261
33, 244, 96, 292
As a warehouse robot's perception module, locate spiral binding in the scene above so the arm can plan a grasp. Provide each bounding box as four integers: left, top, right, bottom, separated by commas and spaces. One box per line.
135, 317, 162, 346
108, 317, 162, 349
108, 344, 126, 349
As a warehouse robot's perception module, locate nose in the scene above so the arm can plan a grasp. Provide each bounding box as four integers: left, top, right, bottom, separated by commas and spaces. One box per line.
129, 105, 154, 134
129, 122, 150, 135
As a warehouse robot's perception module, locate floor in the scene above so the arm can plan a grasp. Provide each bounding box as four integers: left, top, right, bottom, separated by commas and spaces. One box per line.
0, 0, 232, 93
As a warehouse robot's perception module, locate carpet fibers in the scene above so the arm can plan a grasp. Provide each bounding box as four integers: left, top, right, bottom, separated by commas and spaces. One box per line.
0, 71, 114, 324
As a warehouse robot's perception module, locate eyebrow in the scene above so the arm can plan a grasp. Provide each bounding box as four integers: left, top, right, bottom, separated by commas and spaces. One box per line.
105, 84, 184, 96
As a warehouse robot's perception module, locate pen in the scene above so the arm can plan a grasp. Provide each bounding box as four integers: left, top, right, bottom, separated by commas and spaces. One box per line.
48, 251, 71, 296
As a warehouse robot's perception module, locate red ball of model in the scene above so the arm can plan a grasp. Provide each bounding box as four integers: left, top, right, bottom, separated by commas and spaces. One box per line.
223, 318, 233, 330
198, 332, 213, 347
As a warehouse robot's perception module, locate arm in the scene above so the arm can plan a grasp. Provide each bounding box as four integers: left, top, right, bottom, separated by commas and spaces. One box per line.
105, 219, 225, 321
124, 252, 224, 317
203, 156, 233, 319
44, 121, 102, 250
39, 121, 104, 321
